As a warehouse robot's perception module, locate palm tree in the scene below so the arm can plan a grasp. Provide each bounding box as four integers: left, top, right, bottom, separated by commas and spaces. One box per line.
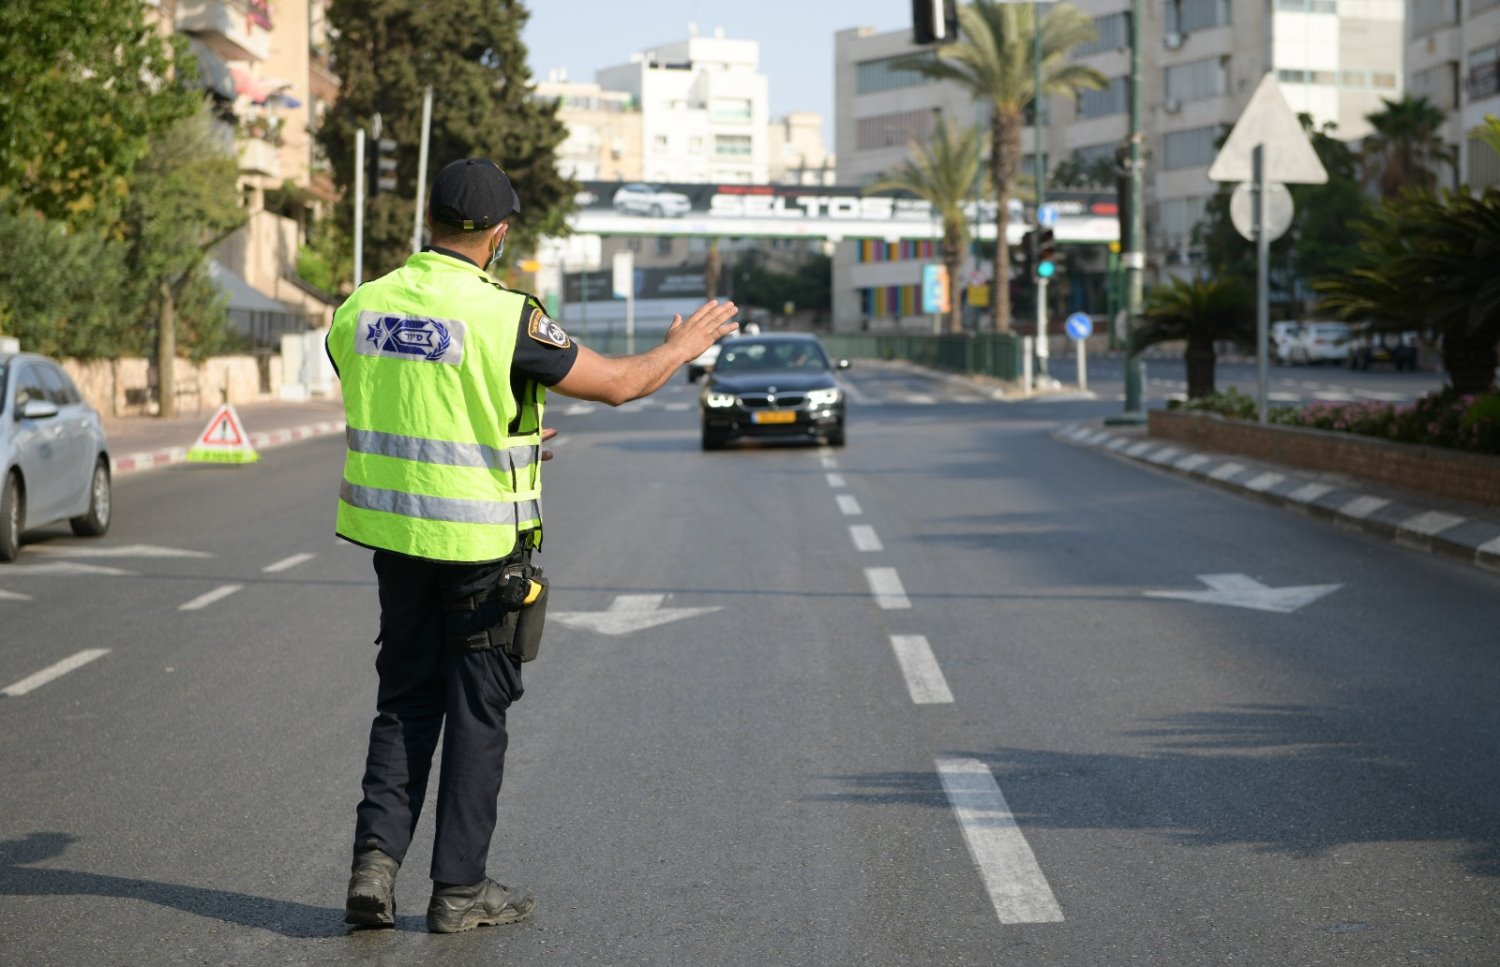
1362, 95, 1456, 198
1316, 188, 1500, 395
899, 1, 1104, 332
1471, 114, 1500, 161
1131, 277, 1253, 398
865, 119, 985, 333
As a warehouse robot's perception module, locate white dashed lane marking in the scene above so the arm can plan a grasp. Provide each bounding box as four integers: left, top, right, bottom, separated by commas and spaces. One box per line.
178, 584, 244, 612
826, 473, 846, 488
849, 525, 883, 552
263, 552, 316, 573
889, 636, 953, 704
3, 649, 110, 697
864, 567, 911, 609
837, 495, 862, 516
937, 758, 1065, 924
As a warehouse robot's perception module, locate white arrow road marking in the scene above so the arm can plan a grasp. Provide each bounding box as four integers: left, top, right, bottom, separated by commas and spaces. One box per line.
936, 758, 1064, 924
3, 649, 110, 697
1145, 573, 1342, 614
263, 552, 316, 573
0, 562, 134, 577
28, 543, 212, 559
0, 589, 32, 601
551, 594, 721, 636
179, 584, 244, 611
890, 636, 953, 704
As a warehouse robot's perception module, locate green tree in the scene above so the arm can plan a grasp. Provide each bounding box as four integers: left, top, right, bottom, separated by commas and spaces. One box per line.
730, 252, 832, 324
1316, 189, 1500, 395
119, 105, 247, 415
1471, 114, 1500, 160
1362, 95, 1455, 198
1051, 150, 1116, 189
0, 209, 136, 358
1132, 277, 1253, 398
319, 0, 575, 281
0, 2, 198, 227
866, 120, 985, 333
899, 1, 1104, 332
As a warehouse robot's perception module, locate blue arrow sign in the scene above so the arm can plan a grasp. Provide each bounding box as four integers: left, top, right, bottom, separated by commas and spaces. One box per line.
1065, 312, 1093, 341
1037, 204, 1058, 228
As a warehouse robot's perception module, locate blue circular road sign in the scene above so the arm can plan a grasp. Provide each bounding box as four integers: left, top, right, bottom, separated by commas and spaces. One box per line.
1038, 204, 1058, 228
1065, 312, 1093, 341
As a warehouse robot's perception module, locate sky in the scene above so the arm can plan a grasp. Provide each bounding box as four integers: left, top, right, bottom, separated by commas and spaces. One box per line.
521, 0, 914, 150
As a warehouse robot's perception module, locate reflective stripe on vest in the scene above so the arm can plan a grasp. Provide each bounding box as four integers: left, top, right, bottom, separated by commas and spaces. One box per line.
340, 479, 541, 527
346, 426, 540, 474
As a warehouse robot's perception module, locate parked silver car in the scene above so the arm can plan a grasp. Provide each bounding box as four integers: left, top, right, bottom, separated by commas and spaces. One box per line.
1, 352, 112, 561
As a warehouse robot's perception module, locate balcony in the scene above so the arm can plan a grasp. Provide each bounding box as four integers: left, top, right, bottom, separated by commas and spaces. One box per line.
239, 139, 281, 178
175, 0, 270, 63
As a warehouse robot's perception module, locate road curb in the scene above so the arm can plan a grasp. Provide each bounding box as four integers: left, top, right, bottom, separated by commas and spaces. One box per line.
1055, 423, 1500, 577
111, 420, 345, 477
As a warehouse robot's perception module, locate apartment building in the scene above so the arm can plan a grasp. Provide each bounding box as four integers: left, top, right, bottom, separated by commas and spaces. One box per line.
832, 1, 1403, 329
1406, 0, 1500, 189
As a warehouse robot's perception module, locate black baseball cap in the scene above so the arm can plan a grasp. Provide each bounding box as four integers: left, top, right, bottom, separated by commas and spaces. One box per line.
428, 158, 521, 230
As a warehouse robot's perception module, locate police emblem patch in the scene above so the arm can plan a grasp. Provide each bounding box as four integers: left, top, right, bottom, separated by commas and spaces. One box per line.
527, 306, 571, 349
354, 311, 466, 365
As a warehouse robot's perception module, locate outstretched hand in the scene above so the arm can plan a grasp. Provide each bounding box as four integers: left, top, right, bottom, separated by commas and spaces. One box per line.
664, 299, 739, 360
540, 426, 558, 462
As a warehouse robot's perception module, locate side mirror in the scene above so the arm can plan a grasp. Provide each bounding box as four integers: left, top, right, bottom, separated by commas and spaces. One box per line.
21, 399, 59, 420
837, 359, 852, 370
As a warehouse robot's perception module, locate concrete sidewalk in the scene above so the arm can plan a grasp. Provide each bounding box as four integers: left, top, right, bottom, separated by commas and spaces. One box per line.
103, 398, 346, 475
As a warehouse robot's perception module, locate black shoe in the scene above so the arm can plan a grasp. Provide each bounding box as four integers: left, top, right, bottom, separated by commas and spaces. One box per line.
426, 879, 535, 934
344, 845, 399, 929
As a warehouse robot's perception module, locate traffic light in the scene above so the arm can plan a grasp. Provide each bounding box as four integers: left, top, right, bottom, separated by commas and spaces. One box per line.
373, 136, 397, 195
1019, 229, 1035, 280
912, 0, 958, 44
1036, 228, 1057, 279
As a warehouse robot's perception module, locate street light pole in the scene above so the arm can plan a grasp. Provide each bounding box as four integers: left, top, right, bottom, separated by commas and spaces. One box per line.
1112, 0, 1147, 423
1033, 1, 1050, 380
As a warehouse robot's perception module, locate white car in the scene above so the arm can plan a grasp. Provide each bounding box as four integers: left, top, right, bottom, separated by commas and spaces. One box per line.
612, 183, 692, 218
1286, 321, 1352, 365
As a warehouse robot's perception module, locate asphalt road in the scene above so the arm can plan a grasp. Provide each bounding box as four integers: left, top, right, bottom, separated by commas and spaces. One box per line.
2, 366, 1497, 965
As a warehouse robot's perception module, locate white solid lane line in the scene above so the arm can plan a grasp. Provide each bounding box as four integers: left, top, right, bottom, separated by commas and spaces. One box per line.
889, 636, 953, 703
178, 584, 244, 611
263, 552, 316, 573
936, 757, 1065, 924
849, 525, 883, 552
864, 567, 911, 609
826, 473, 846, 488
837, 495, 862, 516
3, 649, 110, 697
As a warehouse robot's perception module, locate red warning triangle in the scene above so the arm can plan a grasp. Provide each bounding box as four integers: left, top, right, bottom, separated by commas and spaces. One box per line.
187, 404, 259, 464
201, 409, 243, 447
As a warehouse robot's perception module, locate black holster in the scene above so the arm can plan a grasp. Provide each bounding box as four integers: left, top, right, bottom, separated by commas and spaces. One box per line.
440, 557, 548, 663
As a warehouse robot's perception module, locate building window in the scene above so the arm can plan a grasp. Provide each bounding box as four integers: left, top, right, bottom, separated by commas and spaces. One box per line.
856, 109, 940, 150
1274, 0, 1336, 11
711, 97, 752, 122
1164, 0, 1231, 36
1162, 126, 1220, 169
1165, 57, 1228, 102
653, 134, 668, 153
690, 136, 704, 154
656, 236, 673, 256
1073, 142, 1118, 168
1158, 196, 1208, 245
1078, 76, 1129, 119
855, 52, 938, 95
714, 134, 752, 157
1277, 68, 1337, 86
1410, 61, 1459, 111
1409, 0, 1458, 37
1076, 12, 1130, 57
1470, 43, 1500, 101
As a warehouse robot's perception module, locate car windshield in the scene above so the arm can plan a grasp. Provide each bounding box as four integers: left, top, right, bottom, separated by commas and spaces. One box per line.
714, 341, 829, 374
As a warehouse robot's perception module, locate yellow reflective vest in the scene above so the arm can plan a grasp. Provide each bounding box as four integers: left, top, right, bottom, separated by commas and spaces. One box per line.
328, 251, 544, 563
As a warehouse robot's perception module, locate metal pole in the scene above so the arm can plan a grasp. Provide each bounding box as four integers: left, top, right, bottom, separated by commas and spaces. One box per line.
1254, 144, 1269, 425
353, 128, 366, 288
626, 288, 635, 355
411, 85, 434, 255
1033, 1, 1049, 379
1113, 0, 1146, 423
1078, 337, 1088, 392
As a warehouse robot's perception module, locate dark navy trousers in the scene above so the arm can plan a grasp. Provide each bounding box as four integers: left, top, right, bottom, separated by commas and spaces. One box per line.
353, 550, 524, 885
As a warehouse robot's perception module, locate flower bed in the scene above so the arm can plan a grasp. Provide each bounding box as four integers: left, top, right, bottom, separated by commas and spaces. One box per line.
1148, 402, 1500, 508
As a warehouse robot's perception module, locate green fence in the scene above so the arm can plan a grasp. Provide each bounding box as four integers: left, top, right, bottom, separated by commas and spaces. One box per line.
820, 332, 1023, 382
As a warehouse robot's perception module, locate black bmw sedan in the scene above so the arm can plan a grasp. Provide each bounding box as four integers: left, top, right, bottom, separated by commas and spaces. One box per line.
699, 333, 849, 450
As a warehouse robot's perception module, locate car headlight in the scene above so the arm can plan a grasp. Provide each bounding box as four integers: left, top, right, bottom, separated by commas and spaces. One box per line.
806, 388, 842, 407
703, 392, 737, 408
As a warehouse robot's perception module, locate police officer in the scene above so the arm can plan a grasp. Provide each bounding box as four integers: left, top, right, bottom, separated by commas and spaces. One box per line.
331, 158, 738, 933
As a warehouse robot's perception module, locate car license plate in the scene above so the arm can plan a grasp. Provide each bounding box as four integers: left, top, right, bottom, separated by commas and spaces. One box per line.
753, 410, 797, 425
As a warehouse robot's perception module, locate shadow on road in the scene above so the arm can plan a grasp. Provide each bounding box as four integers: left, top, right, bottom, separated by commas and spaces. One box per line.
0, 832, 428, 937
810, 703, 1500, 879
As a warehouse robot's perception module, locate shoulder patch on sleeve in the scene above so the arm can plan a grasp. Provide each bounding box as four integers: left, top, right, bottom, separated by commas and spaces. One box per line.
526, 306, 572, 349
